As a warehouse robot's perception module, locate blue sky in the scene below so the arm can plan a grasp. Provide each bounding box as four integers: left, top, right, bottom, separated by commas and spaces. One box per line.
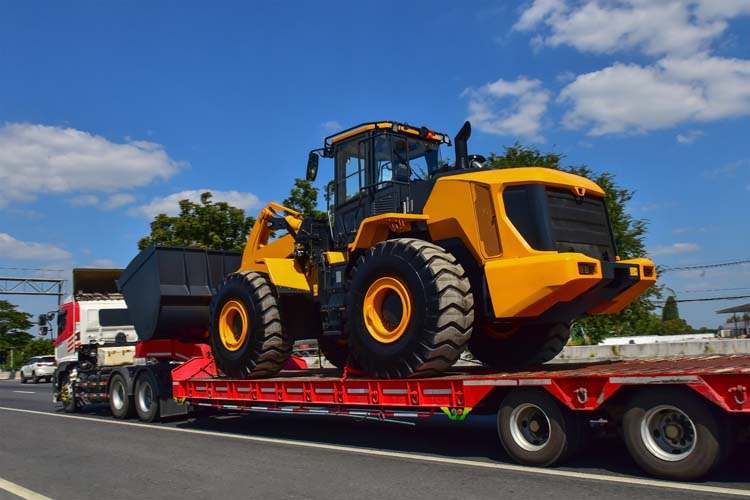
1, 1, 749, 329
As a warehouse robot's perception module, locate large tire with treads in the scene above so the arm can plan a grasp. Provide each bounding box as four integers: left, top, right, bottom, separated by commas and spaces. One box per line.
209, 271, 293, 378
347, 238, 474, 378
318, 336, 348, 369
469, 323, 569, 369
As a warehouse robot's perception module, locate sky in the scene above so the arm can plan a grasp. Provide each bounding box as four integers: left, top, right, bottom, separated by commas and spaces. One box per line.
1, 0, 749, 330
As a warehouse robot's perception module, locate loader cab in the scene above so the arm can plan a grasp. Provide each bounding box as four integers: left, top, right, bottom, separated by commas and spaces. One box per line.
316, 122, 450, 247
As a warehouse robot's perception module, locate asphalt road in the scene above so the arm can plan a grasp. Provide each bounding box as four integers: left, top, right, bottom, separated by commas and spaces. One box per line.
1, 379, 748, 500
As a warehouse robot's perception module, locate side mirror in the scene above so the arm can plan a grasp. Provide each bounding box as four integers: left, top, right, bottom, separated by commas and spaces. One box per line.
39, 326, 48, 336
38, 314, 47, 326
306, 152, 319, 182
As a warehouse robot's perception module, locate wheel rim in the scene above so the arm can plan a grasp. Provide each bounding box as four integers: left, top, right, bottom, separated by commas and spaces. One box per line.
509, 403, 551, 451
363, 276, 412, 344
138, 382, 153, 413
111, 380, 124, 410
219, 299, 249, 351
640, 405, 697, 461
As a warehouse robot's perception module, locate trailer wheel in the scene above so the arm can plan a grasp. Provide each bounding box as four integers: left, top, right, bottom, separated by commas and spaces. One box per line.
318, 336, 348, 369
469, 323, 569, 369
622, 388, 729, 481
347, 238, 474, 378
60, 372, 77, 413
135, 371, 160, 423
109, 374, 134, 419
497, 388, 581, 466
209, 271, 293, 378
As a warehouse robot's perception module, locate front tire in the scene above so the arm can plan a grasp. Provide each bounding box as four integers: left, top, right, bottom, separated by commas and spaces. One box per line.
135, 371, 160, 423
469, 323, 570, 369
622, 388, 730, 480
60, 372, 77, 413
318, 336, 348, 369
109, 374, 134, 419
347, 238, 474, 378
209, 271, 293, 378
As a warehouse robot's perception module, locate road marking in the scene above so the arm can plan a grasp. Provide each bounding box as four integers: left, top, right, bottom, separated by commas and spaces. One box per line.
1, 406, 748, 498
12, 391, 36, 394
0, 477, 54, 500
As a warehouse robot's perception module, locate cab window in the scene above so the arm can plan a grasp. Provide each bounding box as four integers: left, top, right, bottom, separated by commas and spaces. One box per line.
335, 139, 367, 203
57, 310, 67, 337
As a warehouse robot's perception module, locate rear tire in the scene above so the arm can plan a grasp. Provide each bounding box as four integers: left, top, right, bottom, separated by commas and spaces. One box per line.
109, 374, 134, 419
135, 371, 160, 423
497, 388, 581, 467
622, 388, 730, 480
209, 271, 293, 378
469, 323, 570, 369
347, 238, 474, 378
318, 336, 348, 369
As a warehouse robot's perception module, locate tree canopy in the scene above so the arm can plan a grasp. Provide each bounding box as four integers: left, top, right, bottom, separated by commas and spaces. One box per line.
0, 300, 53, 370
138, 192, 255, 252
283, 178, 327, 219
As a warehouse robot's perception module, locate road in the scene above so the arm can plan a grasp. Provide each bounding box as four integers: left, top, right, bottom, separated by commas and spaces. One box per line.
0, 379, 748, 500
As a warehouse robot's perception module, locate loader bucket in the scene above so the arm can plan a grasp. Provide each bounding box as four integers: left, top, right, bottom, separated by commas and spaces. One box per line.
118, 246, 241, 342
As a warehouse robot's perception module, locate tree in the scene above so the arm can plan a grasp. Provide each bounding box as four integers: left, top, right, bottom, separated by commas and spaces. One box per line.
0, 300, 36, 369
487, 142, 657, 344
283, 178, 327, 219
661, 295, 679, 321
138, 192, 255, 252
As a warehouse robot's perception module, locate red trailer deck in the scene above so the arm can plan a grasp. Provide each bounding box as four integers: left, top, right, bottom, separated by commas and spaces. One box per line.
167, 349, 749, 482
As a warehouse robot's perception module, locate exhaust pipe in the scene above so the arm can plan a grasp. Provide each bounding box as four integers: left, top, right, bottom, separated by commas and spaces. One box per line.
454, 121, 471, 169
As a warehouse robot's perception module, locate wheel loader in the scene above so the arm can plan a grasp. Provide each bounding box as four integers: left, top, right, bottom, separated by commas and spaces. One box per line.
199, 120, 655, 379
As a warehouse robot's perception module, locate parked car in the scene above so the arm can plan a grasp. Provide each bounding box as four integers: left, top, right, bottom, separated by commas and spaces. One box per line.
20, 355, 55, 384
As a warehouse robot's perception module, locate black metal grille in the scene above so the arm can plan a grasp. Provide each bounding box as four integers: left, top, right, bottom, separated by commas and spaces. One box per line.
546, 188, 616, 261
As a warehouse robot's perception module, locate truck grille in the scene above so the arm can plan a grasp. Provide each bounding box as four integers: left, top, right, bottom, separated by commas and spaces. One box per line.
546, 188, 616, 261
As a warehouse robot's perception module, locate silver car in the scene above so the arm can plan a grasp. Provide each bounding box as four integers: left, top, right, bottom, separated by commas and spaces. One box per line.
20, 355, 55, 384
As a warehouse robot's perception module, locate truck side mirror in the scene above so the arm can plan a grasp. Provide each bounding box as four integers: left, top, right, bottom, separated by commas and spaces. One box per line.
39, 326, 49, 336
38, 314, 47, 326
306, 152, 319, 182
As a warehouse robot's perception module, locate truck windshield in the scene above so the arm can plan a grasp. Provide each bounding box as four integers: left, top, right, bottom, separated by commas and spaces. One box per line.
374, 134, 442, 185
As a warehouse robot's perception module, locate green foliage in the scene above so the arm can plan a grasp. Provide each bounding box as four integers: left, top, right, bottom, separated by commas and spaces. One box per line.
283, 178, 327, 219
138, 192, 255, 251
0, 300, 52, 370
487, 142, 658, 344
661, 295, 680, 321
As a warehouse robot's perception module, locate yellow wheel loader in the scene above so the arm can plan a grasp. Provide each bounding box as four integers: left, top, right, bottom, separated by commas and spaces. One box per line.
208, 121, 656, 379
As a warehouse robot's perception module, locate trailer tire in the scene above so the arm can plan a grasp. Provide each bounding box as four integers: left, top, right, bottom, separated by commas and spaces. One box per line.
497, 388, 580, 467
135, 371, 160, 423
210, 271, 293, 379
318, 336, 348, 369
622, 387, 729, 481
347, 238, 474, 378
109, 374, 134, 419
469, 323, 569, 369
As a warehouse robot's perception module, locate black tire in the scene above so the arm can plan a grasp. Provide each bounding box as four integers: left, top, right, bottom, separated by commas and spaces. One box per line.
318, 336, 348, 369
469, 323, 570, 369
134, 371, 160, 423
209, 271, 293, 379
60, 372, 77, 413
497, 388, 582, 467
347, 238, 474, 378
31, 372, 38, 384
622, 388, 730, 481
20, 372, 26, 384
109, 374, 134, 419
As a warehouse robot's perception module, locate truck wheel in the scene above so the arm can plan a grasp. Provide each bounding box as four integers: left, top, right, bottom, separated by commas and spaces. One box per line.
135, 371, 160, 423
60, 372, 77, 413
622, 388, 729, 481
209, 271, 293, 378
469, 323, 569, 369
318, 336, 348, 369
347, 238, 474, 378
109, 374, 134, 419
31, 372, 38, 384
497, 388, 581, 467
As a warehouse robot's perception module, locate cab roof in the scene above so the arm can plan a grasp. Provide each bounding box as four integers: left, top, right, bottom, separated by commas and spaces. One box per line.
324, 121, 451, 155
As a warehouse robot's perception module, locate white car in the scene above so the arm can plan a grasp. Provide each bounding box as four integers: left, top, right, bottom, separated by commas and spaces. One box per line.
20, 355, 56, 384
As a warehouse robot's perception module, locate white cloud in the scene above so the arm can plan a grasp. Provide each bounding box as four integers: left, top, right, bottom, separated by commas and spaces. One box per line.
559, 56, 750, 135
649, 242, 701, 256
0, 123, 185, 207
129, 189, 263, 218
0, 233, 71, 260
463, 77, 550, 141
514, 0, 738, 57
102, 193, 136, 209
68, 194, 100, 206
321, 120, 342, 132
676, 130, 704, 144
